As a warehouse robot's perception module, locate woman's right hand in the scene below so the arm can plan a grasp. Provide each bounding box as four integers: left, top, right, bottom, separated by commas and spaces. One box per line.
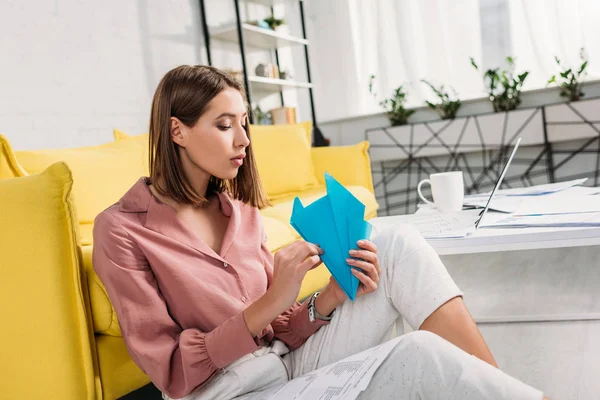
268, 240, 323, 309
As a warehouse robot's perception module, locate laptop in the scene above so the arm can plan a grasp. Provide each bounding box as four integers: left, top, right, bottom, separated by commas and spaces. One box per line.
473, 137, 522, 228
370, 137, 522, 238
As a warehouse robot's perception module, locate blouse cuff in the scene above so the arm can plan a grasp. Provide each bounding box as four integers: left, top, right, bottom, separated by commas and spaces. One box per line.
205, 312, 260, 368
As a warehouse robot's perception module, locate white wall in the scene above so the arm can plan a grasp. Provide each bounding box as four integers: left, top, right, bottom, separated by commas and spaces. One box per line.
0, 0, 309, 151
1, 0, 209, 150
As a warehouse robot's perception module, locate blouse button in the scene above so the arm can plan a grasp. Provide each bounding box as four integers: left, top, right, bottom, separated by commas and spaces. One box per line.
241, 296, 246, 302
223, 262, 228, 268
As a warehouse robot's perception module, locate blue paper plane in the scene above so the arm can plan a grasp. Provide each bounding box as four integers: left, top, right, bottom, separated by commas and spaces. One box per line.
290, 172, 372, 301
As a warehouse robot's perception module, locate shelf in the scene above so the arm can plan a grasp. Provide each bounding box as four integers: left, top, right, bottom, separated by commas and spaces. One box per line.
210, 23, 308, 50
248, 76, 313, 92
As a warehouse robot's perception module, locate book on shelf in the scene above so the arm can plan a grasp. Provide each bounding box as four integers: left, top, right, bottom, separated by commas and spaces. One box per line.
270, 106, 297, 124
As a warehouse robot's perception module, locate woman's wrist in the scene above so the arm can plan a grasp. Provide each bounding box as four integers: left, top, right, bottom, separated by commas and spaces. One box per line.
314, 285, 344, 317
243, 289, 288, 337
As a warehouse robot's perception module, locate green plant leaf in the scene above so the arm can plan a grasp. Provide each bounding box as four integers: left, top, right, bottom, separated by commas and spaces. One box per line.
578, 61, 588, 75
548, 75, 556, 84
518, 71, 529, 83
470, 57, 479, 70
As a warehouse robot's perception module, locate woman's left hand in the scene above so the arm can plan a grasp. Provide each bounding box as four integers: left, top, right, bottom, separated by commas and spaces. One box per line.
326, 239, 381, 302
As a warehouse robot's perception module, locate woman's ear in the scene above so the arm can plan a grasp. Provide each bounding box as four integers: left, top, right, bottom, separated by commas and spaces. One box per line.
170, 117, 186, 147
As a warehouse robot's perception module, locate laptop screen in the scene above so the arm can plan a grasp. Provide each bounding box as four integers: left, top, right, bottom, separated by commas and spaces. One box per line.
474, 137, 522, 228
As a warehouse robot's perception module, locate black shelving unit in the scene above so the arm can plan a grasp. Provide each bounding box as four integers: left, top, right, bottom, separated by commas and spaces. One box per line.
199, 0, 329, 146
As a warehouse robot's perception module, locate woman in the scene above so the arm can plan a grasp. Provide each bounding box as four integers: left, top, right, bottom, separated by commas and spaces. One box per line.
93, 65, 548, 400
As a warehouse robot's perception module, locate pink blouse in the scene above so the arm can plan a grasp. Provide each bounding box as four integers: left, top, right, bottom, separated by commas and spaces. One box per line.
92, 178, 329, 398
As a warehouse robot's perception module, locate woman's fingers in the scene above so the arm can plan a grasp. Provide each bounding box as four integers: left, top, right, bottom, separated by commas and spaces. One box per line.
347, 258, 379, 282
286, 240, 322, 263
357, 240, 377, 254
300, 254, 322, 272
351, 268, 378, 293
348, 249, 377, 264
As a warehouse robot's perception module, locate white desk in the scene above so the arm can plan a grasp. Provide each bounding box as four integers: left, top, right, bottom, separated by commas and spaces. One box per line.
427, 224, 600, 256
371, 212, 600, 323
371, 212, 600, 399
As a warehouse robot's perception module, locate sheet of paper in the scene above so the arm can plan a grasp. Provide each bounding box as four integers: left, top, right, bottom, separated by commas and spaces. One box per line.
548, 186, 600, 197
238, 338, 399, 400
480, 212, 600, 228
465, 178, 588, 199
514, 194, 600, 215
370, 211, 478, 239
463, 196, 524, 213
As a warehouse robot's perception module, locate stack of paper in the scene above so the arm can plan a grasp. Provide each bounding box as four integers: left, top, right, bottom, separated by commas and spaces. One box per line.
481, 212, 600, 228
290, 173, 372, 301
465, 178, 600, 229
463, 178, 600, 214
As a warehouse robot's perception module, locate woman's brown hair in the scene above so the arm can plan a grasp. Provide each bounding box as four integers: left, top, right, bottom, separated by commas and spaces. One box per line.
148, 65, 268, 209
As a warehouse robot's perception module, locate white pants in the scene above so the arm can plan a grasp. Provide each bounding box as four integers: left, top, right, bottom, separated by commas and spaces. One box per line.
165, 225, 544, 400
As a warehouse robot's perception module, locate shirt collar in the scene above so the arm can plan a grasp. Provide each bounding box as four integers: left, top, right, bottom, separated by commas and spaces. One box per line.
118, 177, 241, 262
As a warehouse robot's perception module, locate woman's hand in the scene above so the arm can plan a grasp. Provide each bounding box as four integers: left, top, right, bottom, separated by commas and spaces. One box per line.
326, 239, 381, 302
244, 240, 322, 336
268, 240, 323, 310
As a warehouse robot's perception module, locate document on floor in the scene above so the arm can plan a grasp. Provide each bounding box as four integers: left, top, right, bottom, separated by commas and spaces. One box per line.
237, 337, 399, 400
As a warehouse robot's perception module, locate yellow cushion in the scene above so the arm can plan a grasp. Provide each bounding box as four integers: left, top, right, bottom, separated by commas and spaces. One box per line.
250, 124, 319, 199
0, 134, 26, 179
297, 120, 313, 144
96, 335, 150, 399
15, 139, 148, 225
80, 224, 94, 246
113, 128, 144, 141
83, 245, 122, 336
261, 185, 379, 223
311, 141, 375, 193
0, 162, 98, 399
261, 215, 300, 252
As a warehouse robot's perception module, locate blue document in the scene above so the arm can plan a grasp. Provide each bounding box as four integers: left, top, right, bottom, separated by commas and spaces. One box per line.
290, 173, 372, 301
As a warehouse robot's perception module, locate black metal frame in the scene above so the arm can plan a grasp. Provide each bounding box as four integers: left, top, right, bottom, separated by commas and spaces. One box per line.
198, 0, 329, 146
366, 97, 600, 215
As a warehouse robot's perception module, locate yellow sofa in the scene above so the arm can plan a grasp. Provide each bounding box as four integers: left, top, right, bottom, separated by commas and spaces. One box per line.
0, 124, 377, 399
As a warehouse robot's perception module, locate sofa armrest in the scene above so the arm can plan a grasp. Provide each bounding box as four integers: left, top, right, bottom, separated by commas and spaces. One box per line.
0, 163, 99, 399
311, 141, 374, 193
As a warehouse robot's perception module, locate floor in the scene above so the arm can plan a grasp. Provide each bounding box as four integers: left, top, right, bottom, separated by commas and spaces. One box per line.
120, 383, 162, 399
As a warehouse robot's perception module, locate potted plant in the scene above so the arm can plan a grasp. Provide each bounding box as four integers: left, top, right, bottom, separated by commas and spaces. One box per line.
369, 75, 415, 126
548, 48, 588, 101
263, 15, 285, 31
421, 79, 462, 119
471, 56, 529, 112
253, 106, 272, 125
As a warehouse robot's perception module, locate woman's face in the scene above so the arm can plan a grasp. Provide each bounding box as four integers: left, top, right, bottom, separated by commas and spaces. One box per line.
172, 87, 250, 181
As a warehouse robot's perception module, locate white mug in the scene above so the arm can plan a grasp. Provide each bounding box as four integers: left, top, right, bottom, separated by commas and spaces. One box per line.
417, 171, 464, 212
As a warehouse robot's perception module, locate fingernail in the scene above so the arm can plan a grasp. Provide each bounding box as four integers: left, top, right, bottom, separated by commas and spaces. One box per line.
358, 240, 365, 245
346, 258, 354, 263
351, 268, 358, 274
349, 250, 357, 255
